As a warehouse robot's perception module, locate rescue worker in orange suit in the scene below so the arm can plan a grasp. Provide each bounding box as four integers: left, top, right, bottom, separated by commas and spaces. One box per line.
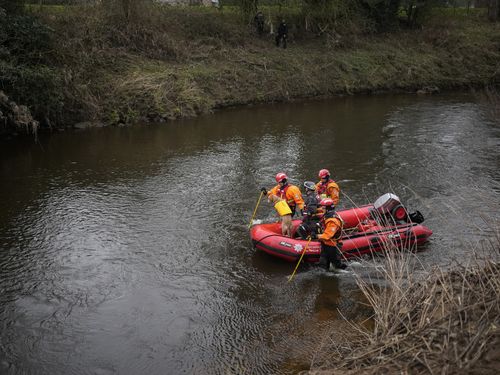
297, 181, 321, 240
316, 168, 340, 206
261, 173, 304, 217
317, 198, 347, 271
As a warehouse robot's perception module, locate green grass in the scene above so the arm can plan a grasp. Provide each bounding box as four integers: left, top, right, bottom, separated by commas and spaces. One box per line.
25, 3, 70, 13
3, 3, 500, 128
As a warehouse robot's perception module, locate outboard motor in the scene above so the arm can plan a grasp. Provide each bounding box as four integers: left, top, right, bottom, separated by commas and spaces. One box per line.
371, 193, 424, 225
371, 193, 407, 225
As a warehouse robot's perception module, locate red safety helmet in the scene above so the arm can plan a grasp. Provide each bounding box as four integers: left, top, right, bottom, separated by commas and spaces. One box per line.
318, 169, 330, 179
275, 172, 288, 183
319, 198, 335, 207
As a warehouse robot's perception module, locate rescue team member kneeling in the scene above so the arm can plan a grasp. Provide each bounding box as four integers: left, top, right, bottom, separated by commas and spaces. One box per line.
261, 173, 304, 217
317, 198, 347, 271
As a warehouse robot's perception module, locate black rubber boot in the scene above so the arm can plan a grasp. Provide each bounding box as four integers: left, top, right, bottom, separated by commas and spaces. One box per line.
333, 245, 346, 270
318, 254, 330, 271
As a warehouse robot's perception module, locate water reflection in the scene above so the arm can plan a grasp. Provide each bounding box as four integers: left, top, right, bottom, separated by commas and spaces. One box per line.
0, 93, 499, 374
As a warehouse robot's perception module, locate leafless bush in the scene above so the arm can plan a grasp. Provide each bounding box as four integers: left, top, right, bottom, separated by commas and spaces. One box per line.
478, 86, 500, 123
310, 241, 500, 374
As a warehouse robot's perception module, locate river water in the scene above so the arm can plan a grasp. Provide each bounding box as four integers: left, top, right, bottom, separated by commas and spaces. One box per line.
0, 93, 499, 374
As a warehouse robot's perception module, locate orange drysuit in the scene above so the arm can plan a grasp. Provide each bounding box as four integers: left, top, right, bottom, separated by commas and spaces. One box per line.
316, 179, 340, 206
318, 216, 343, 247
268, 184, 305, 212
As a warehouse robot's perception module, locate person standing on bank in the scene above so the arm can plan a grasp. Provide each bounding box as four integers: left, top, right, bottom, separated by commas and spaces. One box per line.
254, 11, 265, 36
317, 198, 347, 271
316, 168, 340, 206
275, 19, 288, 48
261, 173, 304, 217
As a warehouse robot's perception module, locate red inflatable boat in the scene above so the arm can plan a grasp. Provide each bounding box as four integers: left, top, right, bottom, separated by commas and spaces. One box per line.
250, 194, 432, 263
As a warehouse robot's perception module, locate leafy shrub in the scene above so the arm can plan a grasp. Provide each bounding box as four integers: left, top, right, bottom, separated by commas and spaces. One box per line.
0, 13, 54, 64
0, 11, 65, 124
0, 0, 25, 14
359, 0, 401, 31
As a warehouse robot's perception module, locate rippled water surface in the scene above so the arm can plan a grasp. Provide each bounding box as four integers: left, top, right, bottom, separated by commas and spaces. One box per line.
1, 93, 499, 374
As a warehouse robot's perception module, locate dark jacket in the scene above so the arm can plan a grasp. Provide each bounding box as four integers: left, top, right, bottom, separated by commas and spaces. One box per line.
303, 191, 319, 223
254, 12, 264, 25
277, 22, 288, 36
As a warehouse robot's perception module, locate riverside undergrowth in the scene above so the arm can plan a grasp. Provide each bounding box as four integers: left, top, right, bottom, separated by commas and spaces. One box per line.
3, 4, 500, 132
308, 232, 500, 374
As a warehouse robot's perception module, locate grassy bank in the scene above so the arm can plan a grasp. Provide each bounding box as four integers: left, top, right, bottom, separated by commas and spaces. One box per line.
2, 4, 500, 130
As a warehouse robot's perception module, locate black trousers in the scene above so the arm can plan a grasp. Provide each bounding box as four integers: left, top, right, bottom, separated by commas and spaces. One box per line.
275, 34, 287, 48
320, 243, 344, 270
297, 220, 320, 240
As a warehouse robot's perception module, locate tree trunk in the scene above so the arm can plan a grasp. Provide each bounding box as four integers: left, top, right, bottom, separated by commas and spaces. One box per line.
488, 0, 499, 21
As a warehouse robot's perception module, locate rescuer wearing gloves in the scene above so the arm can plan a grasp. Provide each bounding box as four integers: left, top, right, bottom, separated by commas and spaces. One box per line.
261, 173, 304, 217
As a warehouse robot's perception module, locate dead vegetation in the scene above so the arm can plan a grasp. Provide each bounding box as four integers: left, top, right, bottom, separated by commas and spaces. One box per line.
0, 91, 39, 137
309, 241, 500, 374
2, 3, 500, 131
477, 86, 500, 123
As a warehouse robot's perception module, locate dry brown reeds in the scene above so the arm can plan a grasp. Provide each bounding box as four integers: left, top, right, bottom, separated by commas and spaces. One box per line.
479, 86, 500, 123
310, 243, 500, 374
